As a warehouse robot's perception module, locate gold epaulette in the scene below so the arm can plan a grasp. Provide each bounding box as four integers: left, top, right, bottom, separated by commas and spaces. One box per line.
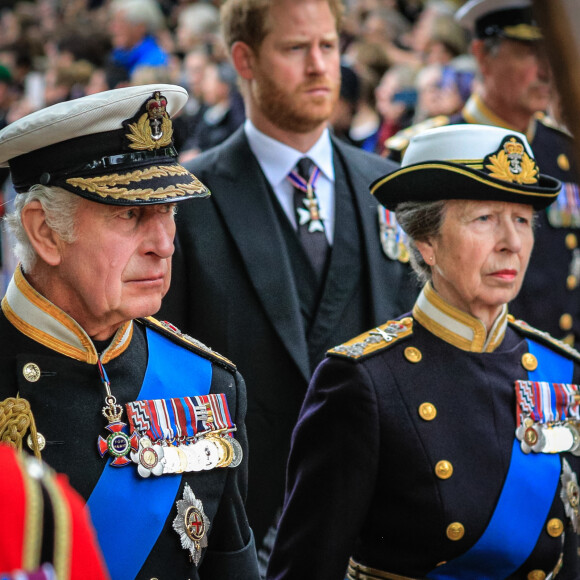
534, 112, 573, 138
139, 317, 236, 372
328, 317, 413, 361
384, 115, 450, 154
508, 315, 580, 364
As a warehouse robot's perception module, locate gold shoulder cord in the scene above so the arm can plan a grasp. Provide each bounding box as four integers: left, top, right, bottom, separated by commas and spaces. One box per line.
0, 396, 42, 458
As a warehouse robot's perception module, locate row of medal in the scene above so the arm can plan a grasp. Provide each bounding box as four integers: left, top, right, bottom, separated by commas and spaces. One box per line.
546, 181, 580, 229
378, 207, 410, 263
132, 429, 243, 478
97, 392, 242, 477
127, 393, 240, 478
515, 379, 580, 454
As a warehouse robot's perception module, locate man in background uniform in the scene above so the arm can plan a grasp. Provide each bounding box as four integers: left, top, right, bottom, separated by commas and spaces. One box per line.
0, 85, 259, 579
385, 0, 580, 347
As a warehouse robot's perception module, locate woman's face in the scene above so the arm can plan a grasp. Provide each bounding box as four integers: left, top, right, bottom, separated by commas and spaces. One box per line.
417, 199, 534, 328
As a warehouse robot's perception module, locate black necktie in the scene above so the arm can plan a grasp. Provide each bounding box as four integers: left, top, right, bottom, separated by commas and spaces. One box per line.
291, 157, 330, 278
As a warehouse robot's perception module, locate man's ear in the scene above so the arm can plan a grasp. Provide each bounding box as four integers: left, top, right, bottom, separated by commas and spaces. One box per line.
20, 201, 63, 266
231, 41, 256, 81
471, 39, 488, 72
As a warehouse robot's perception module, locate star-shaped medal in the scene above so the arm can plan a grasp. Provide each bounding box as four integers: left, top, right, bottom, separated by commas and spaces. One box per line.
173, 484, 210, 565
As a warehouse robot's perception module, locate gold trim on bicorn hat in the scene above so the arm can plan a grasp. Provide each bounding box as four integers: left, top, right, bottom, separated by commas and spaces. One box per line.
371, 125, 561, 211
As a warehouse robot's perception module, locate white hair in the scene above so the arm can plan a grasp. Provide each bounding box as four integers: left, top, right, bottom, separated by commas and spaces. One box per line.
3, 185, 80, 272
179, 4, 220, 37
395, 200, 447, 285
110, 0, 165, 33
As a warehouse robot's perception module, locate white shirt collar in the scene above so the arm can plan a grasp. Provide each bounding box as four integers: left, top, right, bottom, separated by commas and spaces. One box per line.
244, 119, 335, 186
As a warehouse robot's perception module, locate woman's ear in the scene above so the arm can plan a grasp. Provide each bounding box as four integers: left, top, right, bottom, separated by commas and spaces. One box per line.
415, 239, 436, 266
20, 201, 63, 267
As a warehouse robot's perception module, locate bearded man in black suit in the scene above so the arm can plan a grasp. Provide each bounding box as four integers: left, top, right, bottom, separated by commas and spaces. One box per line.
159, 0, 416, 562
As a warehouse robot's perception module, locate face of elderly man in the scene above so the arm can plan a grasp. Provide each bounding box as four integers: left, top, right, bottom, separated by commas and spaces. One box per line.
24, 199, 176, 341
417, 199, 534, 329
475, 38, 552, 128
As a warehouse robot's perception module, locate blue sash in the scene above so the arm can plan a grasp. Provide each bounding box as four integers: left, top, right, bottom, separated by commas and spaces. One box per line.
87, 327, 212, 580
426, 338, 573, 580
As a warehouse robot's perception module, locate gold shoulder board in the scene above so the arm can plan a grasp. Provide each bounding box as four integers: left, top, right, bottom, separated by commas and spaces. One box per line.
328, 317, 413, 361
140, 317, 236, 372
508, 315, 580, 364
534, 112, 573, 138
385, 115, 450, 153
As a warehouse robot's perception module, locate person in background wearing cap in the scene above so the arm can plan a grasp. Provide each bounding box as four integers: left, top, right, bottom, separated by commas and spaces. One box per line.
267, 124, 580, 580
158, 0, 416, 567
0, 84, 259, 580
386, 0, 580, 349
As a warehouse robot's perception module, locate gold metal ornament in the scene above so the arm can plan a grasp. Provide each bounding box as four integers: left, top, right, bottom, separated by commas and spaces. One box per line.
126, 92, 173, 150
486, 138, 539, 185
173, 483, 210, 565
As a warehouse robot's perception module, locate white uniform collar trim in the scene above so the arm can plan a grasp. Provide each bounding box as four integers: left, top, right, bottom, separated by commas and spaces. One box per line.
462, 94, 536, 144
1, 265, 133, 364
412, 282, 508, 353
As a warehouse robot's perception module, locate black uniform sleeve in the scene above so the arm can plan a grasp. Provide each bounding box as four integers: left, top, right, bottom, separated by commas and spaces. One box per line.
266, 356, 383, 580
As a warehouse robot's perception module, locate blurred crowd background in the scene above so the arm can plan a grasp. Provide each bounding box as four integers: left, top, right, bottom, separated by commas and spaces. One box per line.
0, 0, 511, 288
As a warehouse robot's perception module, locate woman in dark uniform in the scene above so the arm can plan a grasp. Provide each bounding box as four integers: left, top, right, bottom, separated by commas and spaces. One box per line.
267, 124, 580, 580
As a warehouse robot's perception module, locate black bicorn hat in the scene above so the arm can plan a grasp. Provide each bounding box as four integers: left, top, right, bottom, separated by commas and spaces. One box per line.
0, 84, 210, 205
370, 124, 561, 211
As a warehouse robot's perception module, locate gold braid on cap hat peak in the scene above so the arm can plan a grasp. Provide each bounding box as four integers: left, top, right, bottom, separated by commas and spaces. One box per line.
66, 165, 206, 201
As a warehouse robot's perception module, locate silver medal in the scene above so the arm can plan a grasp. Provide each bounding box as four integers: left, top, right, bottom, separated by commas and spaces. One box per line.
228, 436, 243, 468
196, 438, 221, 470
173, 483, 210, 566
131, 437, 166, 478
163, 445, 180, 474
561, 458, 580, 532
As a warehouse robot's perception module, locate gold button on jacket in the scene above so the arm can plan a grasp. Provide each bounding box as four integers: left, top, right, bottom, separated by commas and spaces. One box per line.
560, 313, 573, 331
418, 402, 437, 421
404, 347, 422, 363
521, 353, 538, 371
546, 518, 564, 538
22, 362, 41, 382
565, 233, 578, 250
446, 522, 465, 541
435, 460, 453, 480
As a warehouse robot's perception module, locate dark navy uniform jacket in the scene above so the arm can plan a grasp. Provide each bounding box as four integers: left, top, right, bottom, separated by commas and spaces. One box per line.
385, 94, 580, 347
267, 283, 580, 580
0, 267, 259, 580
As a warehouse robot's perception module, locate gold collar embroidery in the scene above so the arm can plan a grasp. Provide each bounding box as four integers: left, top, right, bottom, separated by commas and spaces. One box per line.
463, 94, 536, 145
2, 266, 133, 364
412, 282, 508, 353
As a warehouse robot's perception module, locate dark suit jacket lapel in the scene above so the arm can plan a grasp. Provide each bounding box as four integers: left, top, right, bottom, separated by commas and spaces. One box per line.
209, 129, 310, 381
332, 138, 405, 321
307, 141, 363, 354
